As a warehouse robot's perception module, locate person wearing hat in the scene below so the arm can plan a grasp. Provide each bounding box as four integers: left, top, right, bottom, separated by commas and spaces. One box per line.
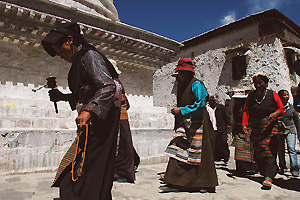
242, 72, 285, 189
42, 22, 122, 200
161, 58, 218, 193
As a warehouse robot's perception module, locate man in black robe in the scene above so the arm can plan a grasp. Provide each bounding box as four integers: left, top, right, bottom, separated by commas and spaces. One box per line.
41, 22, 121, 200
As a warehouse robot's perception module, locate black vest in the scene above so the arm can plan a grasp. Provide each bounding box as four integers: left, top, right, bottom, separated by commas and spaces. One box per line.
248, 89, 277, 121
175, 78, 206, 129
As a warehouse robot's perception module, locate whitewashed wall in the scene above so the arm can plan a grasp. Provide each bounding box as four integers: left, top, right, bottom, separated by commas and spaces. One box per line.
154, 26, 299, 107
0, 39, 174, 174
44, 0, 120, 21
0, 81, 173, 174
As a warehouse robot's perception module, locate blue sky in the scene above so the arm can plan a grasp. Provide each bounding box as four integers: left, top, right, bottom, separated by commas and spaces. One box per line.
114, 0, 300, 42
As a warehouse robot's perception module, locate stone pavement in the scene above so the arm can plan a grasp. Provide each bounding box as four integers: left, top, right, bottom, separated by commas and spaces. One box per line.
0, 148, 300, 200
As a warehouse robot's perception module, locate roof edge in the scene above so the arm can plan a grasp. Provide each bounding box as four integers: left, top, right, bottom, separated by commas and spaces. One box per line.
182, 9, 300, 50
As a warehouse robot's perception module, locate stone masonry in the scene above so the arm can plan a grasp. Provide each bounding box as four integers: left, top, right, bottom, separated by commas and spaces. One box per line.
154, 16, 300, 109
0, 80, 174, 174
0, 0, 179, 174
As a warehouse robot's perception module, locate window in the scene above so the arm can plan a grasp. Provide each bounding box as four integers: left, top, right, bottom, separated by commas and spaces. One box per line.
284, 47, 300, 77
232, 55, 247, 80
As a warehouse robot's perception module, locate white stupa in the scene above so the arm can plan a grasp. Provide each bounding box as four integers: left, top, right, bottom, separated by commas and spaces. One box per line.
46, 0, 120, 21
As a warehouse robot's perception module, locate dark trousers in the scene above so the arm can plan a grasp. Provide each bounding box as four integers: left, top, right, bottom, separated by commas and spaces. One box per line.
236, 160, 257, 174
214, 130, 230, 162
254, 135, 278, 178
278, 134, 287, 170
278, 133, 299, 172
114, 120, 139, 183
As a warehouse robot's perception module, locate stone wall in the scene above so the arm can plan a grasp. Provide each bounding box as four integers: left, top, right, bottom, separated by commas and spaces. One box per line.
154, 27, 299, 108
0, 40, 155, 96
0, 81, 174, 174
0, 128, 172, 175
0, 0, 179, 175
0, 39, 174, 174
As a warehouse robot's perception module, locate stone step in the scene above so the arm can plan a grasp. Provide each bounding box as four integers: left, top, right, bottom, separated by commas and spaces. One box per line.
0, 97, 170, 117
128, 111, 173, 120
0, 97, 169, 114
0, 97, 71, 110
0, 117, 77, 129
0, 116, 173, 130
0, 128, 173, 174
0, 82, 169, 112
0, 105, 77, 118
0, 82, 70, 100
129, 119, 173, 129
0, 104, 173, 121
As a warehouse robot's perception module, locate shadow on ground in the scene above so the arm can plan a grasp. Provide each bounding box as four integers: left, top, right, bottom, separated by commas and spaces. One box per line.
216, 164, 300, 192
